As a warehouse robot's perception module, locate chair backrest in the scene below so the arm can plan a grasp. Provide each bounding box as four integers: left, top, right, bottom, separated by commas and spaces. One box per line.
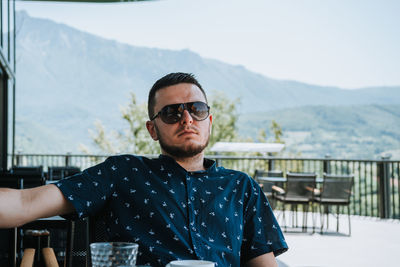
88, 215, 108, 243
47, 166, 81, 181
254, 169, 284, 178
321, 173, 354, 202
65, 219, 89, 267
0, 172, 23, 189
10, 166, 43, 175
65, 214, 108, 267
285, 172, 317, 199
254, 169, 284, 194
10, 166, 45, 188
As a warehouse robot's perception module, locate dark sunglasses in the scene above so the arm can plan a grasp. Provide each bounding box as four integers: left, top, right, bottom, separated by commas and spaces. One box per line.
151, 101, 210, 124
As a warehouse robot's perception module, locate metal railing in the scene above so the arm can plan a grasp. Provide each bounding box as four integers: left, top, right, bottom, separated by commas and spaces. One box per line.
5, 153, 400, 220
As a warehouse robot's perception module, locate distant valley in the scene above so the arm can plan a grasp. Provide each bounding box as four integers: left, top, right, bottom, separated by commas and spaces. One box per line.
238, 104, 400, 159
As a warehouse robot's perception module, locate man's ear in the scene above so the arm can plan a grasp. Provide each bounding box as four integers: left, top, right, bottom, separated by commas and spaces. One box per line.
146, 121, 159, 141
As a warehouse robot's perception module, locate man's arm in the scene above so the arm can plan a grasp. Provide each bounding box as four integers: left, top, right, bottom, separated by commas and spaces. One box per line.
246, 252, 278, 267
0, 184, 74, 228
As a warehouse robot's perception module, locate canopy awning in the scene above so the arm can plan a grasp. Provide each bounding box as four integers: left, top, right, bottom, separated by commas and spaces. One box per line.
210, 142, 285, 154
18, 0, 151, 3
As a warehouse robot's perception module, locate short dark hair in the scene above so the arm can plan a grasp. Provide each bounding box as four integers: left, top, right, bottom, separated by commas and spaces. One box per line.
147, 72, 207, 119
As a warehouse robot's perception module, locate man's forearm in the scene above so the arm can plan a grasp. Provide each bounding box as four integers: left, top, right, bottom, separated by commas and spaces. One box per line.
0, 184, 75, 228
246, 252, 278, 267
0, 188, 26, 228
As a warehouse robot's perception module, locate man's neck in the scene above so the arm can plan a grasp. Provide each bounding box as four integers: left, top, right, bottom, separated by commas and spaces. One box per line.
163, 152, 205, 172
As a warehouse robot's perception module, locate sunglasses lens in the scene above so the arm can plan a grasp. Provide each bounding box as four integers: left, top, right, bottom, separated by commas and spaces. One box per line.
158, 102, 210, 124
189, 102, 209, 121
160, 104, 182, 124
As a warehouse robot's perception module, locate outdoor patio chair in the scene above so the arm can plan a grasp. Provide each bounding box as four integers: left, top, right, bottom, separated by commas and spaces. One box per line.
254, 169, 284, 193
254, 169, 284, 208
65, 214, 107, 267
10, 166, 45, 188
21, 229, 59, 267
47, 166, 81, 181
314, 173, 354, 236
272, 172, 317, 232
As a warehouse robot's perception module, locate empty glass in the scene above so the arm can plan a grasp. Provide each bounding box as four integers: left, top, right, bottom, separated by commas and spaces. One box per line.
167, 260, 215, 267
90, 242, 139, 267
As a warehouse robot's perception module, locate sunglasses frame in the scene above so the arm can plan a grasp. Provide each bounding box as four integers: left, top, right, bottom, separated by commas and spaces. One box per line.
151, 101, 210, 124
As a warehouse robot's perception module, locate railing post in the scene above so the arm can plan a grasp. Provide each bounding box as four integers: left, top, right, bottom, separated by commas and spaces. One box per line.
377, 155, 391, 219
268, 153, 274, 171
15, 151, 22, 166
65, 152, 71, 167
215, 153, 221, 167
323, 154, 331, 174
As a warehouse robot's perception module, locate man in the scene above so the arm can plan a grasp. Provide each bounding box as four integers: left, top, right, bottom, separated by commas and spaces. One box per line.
0, 73, 288, 266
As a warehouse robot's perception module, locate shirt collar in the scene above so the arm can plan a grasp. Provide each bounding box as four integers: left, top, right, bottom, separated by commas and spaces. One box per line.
158, 154, 217, 175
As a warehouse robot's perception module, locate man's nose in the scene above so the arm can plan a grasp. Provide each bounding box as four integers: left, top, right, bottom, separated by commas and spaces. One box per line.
180, 110, 193, 125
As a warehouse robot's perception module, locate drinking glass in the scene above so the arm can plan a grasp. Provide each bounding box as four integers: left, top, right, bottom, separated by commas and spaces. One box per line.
90, 242, 139, 267
167, 260, 215, 267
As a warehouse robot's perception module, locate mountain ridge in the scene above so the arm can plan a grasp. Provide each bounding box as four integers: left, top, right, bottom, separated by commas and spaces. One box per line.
16, 10, 400, 113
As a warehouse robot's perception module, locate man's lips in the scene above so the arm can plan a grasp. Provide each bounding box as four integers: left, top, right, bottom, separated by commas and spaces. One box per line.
177, 129, 198, 136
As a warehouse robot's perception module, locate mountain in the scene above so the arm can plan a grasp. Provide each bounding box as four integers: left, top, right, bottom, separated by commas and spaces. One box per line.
15, 11, 400, 157
238, 104, 400, 159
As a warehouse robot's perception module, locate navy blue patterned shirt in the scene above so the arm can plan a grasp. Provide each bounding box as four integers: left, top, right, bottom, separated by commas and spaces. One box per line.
56, 154, 288, 266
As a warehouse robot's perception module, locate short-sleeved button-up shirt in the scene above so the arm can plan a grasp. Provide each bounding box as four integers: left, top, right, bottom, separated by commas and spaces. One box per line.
56, 154, 288, 266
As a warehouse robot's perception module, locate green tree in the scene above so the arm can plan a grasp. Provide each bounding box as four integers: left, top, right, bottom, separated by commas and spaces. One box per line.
83, 93, 159, 155
207, 91, 240, 152
256, 129, 268, 143
119, 93, 159, 154
270, 119, 284, 143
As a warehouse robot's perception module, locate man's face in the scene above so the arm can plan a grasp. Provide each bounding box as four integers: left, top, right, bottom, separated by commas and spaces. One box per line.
146, 83, 213, 159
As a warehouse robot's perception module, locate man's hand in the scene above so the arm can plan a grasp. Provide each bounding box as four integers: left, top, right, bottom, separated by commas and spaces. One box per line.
246, 252, 278, 267
0, 184, 74, 228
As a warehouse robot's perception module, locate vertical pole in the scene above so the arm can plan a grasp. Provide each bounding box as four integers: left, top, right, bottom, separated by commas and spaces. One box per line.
216, 153, 221, 167
323, 154, 331, 174
0, 68, 7, 172
15, 151, 21, 166
268, 153, 274, 171
378, 155, 391, 219
65, 152, 71, 167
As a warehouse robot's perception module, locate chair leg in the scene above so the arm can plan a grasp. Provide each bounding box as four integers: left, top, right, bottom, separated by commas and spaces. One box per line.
323, 204, 330, 233
271, 196, 276, 210
336, 205, 340, 233
348, 205, 351, 236
319, 203, 324, 234
326, 205, 330, 229
301, 204, 308, 232
20, 248, 35, 267
302, 204, 309, 232
290, 204, 297, 228
65, 221, 75, 267
311, 202, 315, 233
282, 203, 287, 232
42, 247, 59, 267
274, 199, 281, 220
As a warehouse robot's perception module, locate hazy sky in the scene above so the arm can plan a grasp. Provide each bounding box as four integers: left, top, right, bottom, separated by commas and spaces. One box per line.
16, 0, 400, 89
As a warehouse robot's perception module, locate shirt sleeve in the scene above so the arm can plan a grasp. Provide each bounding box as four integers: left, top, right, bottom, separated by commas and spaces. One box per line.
241, 176, 288, 264
55, 157, 116, 220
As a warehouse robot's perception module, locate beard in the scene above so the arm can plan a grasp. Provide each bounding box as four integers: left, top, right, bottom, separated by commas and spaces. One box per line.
155, 124, 210, 159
